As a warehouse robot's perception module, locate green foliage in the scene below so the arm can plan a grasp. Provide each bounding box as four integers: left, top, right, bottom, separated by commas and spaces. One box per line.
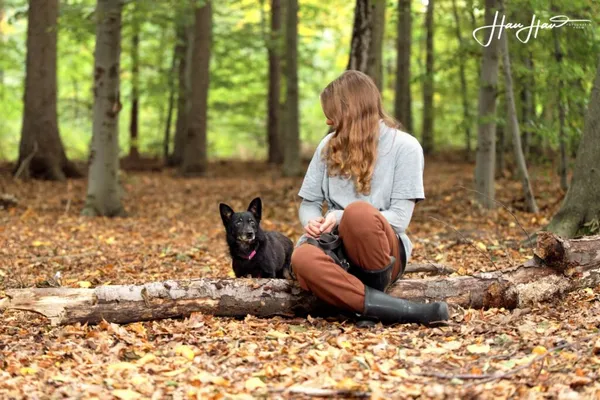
0, 0, 598, 161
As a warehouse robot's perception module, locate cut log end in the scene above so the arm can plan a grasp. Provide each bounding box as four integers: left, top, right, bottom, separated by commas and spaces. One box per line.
535, 231, 566, 270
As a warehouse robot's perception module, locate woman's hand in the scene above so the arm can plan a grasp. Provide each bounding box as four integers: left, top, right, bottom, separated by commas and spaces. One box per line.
319, 213, 337, 234
304, 217, 324, 238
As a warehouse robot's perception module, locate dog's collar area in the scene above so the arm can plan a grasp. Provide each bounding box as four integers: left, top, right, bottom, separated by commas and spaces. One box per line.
242, 249, 257, 260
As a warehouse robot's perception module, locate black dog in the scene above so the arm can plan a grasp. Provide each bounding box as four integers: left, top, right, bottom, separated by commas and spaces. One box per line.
219, 197, 294, 279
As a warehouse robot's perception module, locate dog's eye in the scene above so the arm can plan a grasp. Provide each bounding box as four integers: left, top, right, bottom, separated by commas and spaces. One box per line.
236, 221, 242, 226
250, 220, 255, 226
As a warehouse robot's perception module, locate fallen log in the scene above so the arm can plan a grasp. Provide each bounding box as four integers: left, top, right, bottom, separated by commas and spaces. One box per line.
1, 233, 599, 326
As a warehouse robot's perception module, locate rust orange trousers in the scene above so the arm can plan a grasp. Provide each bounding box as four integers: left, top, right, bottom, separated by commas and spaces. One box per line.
291, 201, 404, 313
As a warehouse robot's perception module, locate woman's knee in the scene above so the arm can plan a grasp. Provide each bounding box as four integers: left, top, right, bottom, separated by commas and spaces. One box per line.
340, 201, 382, 236
291, 244, 320, 277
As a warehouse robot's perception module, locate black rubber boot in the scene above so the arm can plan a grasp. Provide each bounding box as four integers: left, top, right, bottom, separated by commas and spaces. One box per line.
361, 286, 450, 325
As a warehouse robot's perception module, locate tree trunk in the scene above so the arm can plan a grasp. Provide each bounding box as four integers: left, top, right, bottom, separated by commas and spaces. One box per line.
347, 0, 371, 73
181, 1, 212, 176
520, 51, 534, 157
554, 29, 568, 192
496, 115, 505, 177
170, 22, 194, 167
394, 0, 412, 132
163, 45, 178, 164
81, 0, 125, 217
547, 57, 600, 238
500, 26, 538, 213
474, 0, 499, 209
366, 0, 385, 90
267, 0, 283, 165
451, 0, 471, 158
129, 25, 140, 160
0, 0, 4, 85
14, 0, 80, 181
421, 0, 434, 154
3, 233, 599, 326
282, 0, 300, 177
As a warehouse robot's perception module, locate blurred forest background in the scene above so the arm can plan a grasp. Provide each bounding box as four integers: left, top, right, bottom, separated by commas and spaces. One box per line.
0, 0, 597, 164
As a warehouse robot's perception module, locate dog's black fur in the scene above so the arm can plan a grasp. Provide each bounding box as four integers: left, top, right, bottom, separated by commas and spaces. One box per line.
219, 197, 293, 279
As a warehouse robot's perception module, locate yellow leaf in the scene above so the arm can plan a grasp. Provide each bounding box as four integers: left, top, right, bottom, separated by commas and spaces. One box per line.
175, 345, 195, 361
105, 237, 116, 245
78, 281, 92, 288
20, 367, 38, 375
130, 375, 147, 386
245, 377, 266, 391
107, 362, 138, 373
390, 369, 409, 378
467, 344, 490, 354
49, 375, 70, 382
136, 353, 156, 366
112, 389, 142, 400
128, 323, 147, 336
476, 242, 487, 251
162, 367, 188, 377
336, 377, 360, 390
532, 346, 547, 355
32, 240, 50, 247
442, 341, 462, 350
190, 371, 230, 387
509, 222, 516, 228
266, 330, 288, 339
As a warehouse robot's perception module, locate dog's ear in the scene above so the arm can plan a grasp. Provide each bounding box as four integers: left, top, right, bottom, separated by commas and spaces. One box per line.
219, 203, 235, 226
247, 197, 262, 221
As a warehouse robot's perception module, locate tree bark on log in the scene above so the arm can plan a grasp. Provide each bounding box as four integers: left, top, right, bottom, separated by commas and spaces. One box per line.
2, 233, 599, 326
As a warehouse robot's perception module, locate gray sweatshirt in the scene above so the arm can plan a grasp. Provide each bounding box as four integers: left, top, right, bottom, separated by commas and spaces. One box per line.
297, 120, 425, 261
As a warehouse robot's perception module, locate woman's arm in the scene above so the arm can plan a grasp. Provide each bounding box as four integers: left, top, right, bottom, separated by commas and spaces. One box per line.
380, 198, 416, 233
299, 199, 324, 228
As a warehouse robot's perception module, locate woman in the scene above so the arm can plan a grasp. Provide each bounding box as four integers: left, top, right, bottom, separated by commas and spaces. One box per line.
291, 70, 449, 325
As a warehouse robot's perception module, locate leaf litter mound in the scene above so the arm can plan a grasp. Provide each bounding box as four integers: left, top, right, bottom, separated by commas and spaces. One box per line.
1, 159, 599, 399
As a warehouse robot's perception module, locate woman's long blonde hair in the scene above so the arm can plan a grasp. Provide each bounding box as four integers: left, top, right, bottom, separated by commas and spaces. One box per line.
320, 70, 399, 195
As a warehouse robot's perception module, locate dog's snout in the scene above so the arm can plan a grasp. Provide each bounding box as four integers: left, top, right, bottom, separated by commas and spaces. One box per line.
245, 231, 255, 239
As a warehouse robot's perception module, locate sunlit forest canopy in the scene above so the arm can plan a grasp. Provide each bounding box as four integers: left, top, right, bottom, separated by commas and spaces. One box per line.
0, 0, 598, 161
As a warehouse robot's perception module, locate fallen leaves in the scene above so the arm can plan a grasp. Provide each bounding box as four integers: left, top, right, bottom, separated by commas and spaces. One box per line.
1, 161, 600, 398
467, 343, 491, 354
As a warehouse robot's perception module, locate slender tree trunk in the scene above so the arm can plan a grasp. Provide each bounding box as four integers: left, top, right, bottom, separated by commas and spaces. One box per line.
496, 115, 505, 176
129, 25, 140, 160
181, 1, 212, 176
366, 0, 385, 90
554, 29, 568, 192
267, 0, 283, 165
0, 0, 4, 85
14, 0, 80, 181
547, 56, 600, 238
82, 0, 125, 217
347, 0, 371, 73
163, 46, 177, 163
500, 27, 538, 213
421, 0, 434, 154
474, 0, 499, 209
520, 51, 534, 157
282, 0, 300, 177
170, 22, 193, 167
568, 79, 584, 158
451, 0, 471, 158
394, 0, 412, 132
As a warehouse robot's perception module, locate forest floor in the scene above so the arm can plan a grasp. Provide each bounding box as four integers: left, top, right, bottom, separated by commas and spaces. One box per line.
1, 156, 600, 399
